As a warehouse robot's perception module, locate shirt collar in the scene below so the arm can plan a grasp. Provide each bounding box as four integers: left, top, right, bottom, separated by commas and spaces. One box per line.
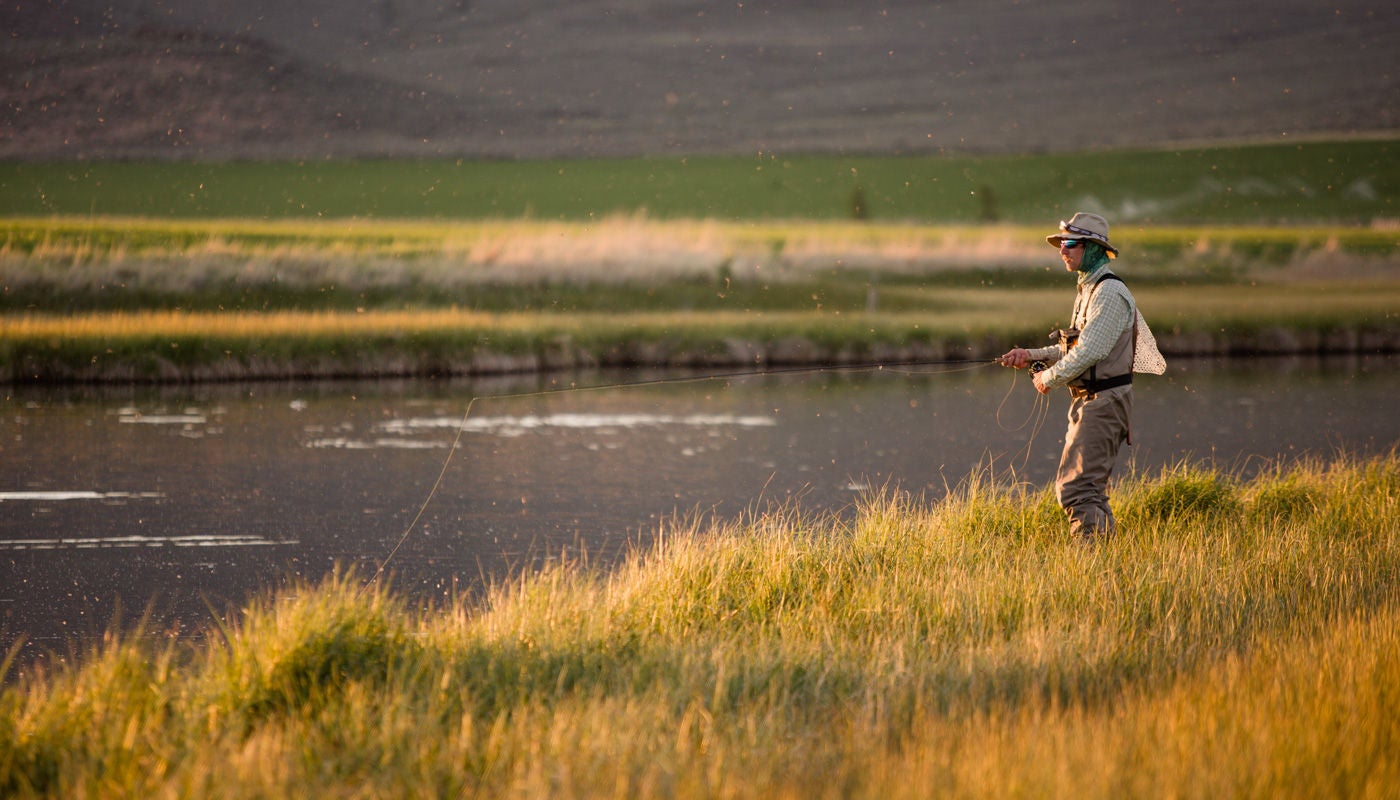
1077, 262, 1111, 287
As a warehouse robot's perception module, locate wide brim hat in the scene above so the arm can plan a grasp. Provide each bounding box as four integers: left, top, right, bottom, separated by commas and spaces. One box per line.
1047, 211, 1119, 257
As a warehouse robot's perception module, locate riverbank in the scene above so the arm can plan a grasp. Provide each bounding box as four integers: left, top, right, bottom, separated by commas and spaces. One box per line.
4, 454, 1397, 797
4, 282, 1399, 383
4, 214, 1398, 383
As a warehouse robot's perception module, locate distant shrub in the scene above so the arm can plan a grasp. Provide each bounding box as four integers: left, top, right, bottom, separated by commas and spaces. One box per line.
849, 186, 867, 220
977, 184, 1001, 223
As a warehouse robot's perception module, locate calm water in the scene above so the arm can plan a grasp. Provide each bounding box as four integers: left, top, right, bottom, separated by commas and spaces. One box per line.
4, 355, 1399, 666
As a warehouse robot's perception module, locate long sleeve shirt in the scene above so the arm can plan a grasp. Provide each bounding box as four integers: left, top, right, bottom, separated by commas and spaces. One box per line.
1026, 264, 1136, 391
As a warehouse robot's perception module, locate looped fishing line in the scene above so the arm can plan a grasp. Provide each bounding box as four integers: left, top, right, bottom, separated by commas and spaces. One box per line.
360, 358, 1000, 592
994, 367, 1054, 471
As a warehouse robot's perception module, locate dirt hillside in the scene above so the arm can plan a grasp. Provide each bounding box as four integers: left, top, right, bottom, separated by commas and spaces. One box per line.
3, 0, 1397, 160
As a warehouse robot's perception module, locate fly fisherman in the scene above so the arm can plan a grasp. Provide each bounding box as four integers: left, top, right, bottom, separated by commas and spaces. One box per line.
999, 212, 1166, 541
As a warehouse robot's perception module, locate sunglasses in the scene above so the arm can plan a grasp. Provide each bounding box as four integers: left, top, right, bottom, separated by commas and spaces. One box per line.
1058, 238, 1086, 249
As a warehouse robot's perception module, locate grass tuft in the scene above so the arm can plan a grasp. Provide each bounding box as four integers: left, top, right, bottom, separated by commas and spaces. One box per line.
1122, 461, 1241, 523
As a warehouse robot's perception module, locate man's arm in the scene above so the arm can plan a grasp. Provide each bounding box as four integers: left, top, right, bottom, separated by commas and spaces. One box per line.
999, 343, 1062, 369
1037, 285, 1133, 389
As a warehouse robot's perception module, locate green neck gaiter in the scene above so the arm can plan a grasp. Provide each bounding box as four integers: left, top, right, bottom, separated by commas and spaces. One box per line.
1078, 242, 1111, 273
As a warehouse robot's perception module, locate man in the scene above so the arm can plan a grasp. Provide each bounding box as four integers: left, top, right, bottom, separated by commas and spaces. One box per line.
999, 212, 1163, 541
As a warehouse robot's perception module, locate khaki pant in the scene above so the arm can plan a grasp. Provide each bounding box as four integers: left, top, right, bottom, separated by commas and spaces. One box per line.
1055, 386, 1132, 540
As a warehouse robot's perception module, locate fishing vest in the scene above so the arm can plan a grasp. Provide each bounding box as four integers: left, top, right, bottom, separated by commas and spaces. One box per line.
1067, 272, 1135, 394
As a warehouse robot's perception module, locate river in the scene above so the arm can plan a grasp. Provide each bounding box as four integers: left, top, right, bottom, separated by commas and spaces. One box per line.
4, 354, 1399, 668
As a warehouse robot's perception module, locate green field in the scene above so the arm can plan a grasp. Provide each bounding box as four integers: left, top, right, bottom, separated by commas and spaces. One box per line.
4, 455, 1397, 798
3, 139, 1397, 224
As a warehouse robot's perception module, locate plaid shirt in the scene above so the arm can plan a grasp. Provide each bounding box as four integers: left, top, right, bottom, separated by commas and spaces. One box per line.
1027, 264, 1135, 390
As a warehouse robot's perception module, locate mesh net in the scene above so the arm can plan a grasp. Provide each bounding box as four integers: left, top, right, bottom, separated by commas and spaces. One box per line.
1133, 310, 1167, 375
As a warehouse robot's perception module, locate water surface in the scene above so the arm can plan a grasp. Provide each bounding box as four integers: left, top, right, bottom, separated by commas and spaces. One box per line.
4, 355, 1398, 667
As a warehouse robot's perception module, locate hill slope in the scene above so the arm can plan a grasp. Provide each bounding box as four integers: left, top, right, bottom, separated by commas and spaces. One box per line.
2, 0, 1398, 160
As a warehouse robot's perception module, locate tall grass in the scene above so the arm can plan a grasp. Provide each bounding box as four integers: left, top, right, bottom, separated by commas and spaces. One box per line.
4, 454, 1397, 798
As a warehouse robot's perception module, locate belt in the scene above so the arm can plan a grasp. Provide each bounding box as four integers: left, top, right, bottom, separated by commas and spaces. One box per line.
1068, 373, 1132, 398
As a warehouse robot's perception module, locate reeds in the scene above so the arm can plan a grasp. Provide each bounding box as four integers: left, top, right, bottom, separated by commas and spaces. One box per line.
4, 454, 1397, 798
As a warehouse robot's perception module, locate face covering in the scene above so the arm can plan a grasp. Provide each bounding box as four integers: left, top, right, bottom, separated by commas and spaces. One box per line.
1078, 242, 1111, 273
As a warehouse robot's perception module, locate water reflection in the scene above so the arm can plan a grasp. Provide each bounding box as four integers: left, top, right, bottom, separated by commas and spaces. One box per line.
0, 533, 289, 551
310, 410, 780, 450
3, 355, 1398, 669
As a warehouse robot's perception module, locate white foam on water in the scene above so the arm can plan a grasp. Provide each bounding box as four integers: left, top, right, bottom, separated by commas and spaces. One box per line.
0, 534, 295, 551
377, 412, 778, 436
0, 491, 166, 502
115, 405, 220, 426
119, 414, 209, 425
305, 438, 449, 450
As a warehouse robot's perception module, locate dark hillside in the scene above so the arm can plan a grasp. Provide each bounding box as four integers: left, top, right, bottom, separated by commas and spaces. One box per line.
3, 0, 1398, 160
1, 29, 474, 160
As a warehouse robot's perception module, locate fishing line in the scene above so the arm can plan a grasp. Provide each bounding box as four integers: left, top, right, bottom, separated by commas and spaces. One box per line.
360, 357, 1000, 592
994, 367, 1054, 471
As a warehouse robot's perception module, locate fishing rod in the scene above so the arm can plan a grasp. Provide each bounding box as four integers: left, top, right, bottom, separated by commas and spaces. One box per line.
360, 356, 1008, 592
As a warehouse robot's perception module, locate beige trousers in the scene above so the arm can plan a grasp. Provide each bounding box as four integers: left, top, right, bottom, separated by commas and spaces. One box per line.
1055, 386, 1133, 540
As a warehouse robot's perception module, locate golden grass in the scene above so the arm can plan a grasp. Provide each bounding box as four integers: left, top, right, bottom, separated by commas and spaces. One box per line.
3, 455, 1397, 798
5, 215, 1395, 288
4, 281, 1396, 342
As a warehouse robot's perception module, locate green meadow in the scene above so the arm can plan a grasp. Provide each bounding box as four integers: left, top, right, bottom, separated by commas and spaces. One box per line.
2, 139, 1396, 223
3, 455, 1398, 798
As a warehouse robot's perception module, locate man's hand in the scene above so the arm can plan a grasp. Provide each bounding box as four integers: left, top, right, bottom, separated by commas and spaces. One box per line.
999, 348, 1031, 369
1032, 371, 1051, 395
